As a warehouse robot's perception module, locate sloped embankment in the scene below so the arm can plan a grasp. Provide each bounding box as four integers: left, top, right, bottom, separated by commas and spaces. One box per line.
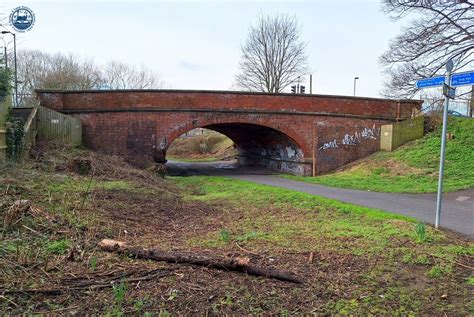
285, 117, 474, 193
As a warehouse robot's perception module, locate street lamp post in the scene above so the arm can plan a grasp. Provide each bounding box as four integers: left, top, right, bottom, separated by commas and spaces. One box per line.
353, 76, 359, 96
1, 31, 17, 107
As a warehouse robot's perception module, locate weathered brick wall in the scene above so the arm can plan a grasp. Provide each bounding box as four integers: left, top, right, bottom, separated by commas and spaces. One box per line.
36, 90, 422, 176
75, 111, 315, 174
36, 89, 418, 120
314, 119, 384, 175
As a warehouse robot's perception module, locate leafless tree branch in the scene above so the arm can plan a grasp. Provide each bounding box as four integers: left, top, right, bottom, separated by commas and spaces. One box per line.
380, 0, 474, 98
14, 50, 164, 106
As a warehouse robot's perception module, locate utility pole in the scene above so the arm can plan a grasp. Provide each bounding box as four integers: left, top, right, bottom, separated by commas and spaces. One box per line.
309, 74, 313, 94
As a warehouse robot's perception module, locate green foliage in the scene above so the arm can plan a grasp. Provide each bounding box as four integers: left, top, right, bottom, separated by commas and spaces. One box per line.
235, 231, 259, 243
45, 239, 70, 255
133, 298, 145, 311
466, 276, 474, 286
283, 118, 474, 193
218, 229, 261, 244
175, 176, 412, 222
112, 282, 128, 305
176, 176, 423, 254
6, 117, 24, 161
219, 229, 231, 242
89, 256, 98, 270
427, 265, 452, 278
415, 223, 427, 243
109, 281, 128, 316
372, 167, 390, 175
0, 67, 12, 101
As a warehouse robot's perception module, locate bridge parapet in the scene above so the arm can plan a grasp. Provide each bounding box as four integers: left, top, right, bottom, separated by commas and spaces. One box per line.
35, 89, 421, 121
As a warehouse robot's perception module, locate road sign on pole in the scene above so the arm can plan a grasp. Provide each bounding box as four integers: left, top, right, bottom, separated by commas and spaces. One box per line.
416, 70, 474, 89
416, 76, 445, 89
416, 65, 474, 229
451, 71, 474, 87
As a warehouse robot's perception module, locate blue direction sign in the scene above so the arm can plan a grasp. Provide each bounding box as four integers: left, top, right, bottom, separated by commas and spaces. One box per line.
416, 70, 474, 89
416, 76, 445, 88
451, 71, 474, 87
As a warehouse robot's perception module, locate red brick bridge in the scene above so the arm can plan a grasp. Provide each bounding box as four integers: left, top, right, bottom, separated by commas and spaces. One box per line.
36, 89, 422, 176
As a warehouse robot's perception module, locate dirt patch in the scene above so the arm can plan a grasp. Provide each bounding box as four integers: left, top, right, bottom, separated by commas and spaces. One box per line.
332, 155, 425, 177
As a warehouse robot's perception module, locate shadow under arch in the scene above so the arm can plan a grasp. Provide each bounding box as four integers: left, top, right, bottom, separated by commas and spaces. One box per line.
166, 122, 310, 175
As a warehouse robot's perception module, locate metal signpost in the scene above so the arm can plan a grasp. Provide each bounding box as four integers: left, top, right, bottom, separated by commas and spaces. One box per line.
415, 62, 474, 229
435, 60, 453, 229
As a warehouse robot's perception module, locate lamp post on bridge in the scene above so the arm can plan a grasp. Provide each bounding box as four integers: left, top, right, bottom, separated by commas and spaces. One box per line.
353, 76, 359, 97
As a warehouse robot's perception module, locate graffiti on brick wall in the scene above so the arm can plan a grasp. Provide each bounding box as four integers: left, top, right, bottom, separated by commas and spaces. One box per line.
318, 124, 380, 151
318, 139, 338, 151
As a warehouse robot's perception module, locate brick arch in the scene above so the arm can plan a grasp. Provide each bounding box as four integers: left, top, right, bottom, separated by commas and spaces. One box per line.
164, 119, 310, 175
166, 118, 308, 155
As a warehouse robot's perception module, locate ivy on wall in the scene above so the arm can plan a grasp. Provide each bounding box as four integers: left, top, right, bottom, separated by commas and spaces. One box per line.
6, 118, 24, 161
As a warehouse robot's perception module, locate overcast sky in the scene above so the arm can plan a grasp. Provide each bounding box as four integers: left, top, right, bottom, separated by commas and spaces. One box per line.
0, 0, 410, 98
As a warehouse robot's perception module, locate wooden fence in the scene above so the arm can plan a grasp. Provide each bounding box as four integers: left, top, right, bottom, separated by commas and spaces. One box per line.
37, 105, 82, 146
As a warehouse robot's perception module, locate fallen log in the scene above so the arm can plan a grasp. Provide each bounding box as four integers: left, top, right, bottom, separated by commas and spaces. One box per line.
98, 239, 303, 284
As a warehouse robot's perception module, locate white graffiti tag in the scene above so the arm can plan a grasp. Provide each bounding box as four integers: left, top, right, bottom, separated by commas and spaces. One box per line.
360, 125, 379, 139
341, 134, 358, 146
319, 125, 381, 150
318, 139, 338, 151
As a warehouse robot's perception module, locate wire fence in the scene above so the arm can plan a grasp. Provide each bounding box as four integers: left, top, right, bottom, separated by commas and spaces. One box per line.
421, 99, 471, 117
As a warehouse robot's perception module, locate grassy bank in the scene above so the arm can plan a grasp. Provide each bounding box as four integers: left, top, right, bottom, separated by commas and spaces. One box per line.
284, 117, 474, 193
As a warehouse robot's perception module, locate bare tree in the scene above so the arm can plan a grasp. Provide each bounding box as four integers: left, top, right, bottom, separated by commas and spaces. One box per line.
17, 50, 102, 106
100, 61, 163, 89
380, 0, 474, 98
235, 14, 309, 93
14, 50, 165, 106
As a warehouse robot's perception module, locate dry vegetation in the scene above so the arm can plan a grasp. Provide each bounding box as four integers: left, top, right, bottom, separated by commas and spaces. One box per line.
167, 130, 235, 162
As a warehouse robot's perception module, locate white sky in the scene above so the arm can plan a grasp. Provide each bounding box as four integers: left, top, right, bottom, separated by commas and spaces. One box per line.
0, 0, 410, 97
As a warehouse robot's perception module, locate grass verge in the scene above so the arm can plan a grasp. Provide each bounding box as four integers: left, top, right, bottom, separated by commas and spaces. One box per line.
171, 175, 473, 314
283, 117, 474, 193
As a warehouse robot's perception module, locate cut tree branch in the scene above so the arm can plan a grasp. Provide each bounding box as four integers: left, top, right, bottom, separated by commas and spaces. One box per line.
98, 239, 304, 284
